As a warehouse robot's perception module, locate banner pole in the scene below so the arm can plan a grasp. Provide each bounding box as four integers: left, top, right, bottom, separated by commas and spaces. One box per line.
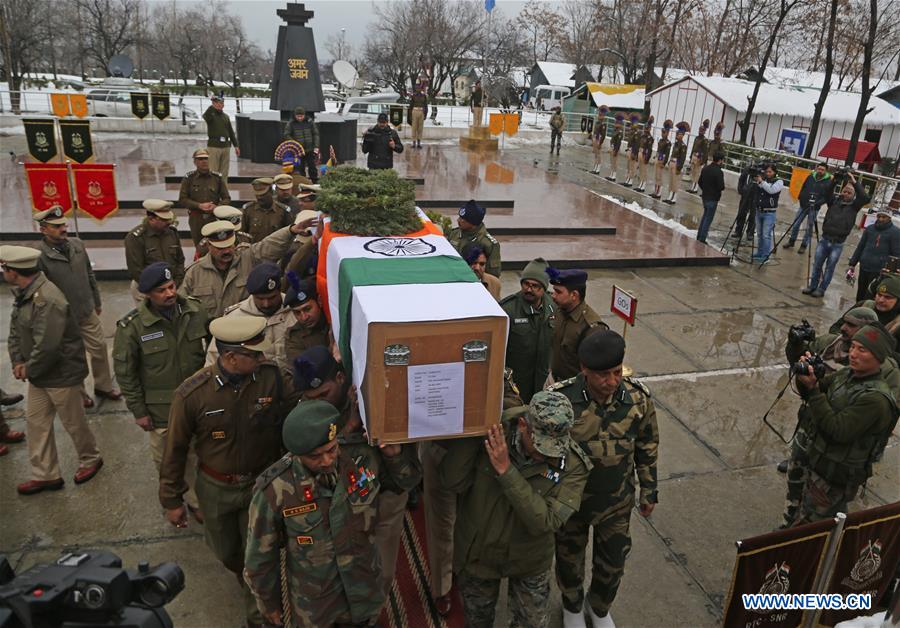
65, 159, 80, 236
802, 512, 846, 628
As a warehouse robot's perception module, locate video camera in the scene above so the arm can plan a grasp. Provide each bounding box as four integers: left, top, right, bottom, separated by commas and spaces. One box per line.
791, 353, 828, 380
745, 161, 769, 178
0, 551, 183, 628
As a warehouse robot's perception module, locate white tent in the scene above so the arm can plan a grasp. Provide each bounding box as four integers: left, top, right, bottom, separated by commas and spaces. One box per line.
647, 75, 900, 160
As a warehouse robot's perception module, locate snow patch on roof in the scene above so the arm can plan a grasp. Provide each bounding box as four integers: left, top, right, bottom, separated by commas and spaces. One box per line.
535, 62, 577, 87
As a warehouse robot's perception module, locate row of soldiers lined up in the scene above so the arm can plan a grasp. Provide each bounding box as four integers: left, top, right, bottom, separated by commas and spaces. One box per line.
2, 166, 657, 628
585, 110, 725, 204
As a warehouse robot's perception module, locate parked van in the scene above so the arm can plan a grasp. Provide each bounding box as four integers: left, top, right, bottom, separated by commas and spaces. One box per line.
339, 91, 401, 124
532, 85, 571, 111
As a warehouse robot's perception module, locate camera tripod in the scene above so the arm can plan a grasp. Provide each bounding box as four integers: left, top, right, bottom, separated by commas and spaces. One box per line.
755, 203, 819, 269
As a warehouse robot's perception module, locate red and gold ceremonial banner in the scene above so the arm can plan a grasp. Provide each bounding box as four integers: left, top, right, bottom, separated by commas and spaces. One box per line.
721, 518, 836, 628
789, 166, 811, 201
819, 502, 900, 626
23, 163, 73, 214
71, 163, 118, 221
50, 93, 70, 117
69, 94, 88, 118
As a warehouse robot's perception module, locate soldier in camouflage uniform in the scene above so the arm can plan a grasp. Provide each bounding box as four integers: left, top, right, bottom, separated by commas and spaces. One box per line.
552, 330, 659, 628
665, 122, 689, 205
447, 200, 501, 278
687, 119, 710, 193
650, 120, 672, 199
437, 391, 591, 628
500, 258, 555, 402
124, 199, 185, 304
178, 148, 231, 247
605, 113, 625, 183
788, 324, 898, 526
244, 399, 421, 627
242, 177, 292, 244
635, 116, 654, 192
590, 105, 609, 174
622, 114, 642, 188
549, 269, 608, 381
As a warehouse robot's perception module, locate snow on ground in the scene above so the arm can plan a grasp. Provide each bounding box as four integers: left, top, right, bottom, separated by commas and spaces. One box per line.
592, 191, 697, 238
834, 612, 888, 628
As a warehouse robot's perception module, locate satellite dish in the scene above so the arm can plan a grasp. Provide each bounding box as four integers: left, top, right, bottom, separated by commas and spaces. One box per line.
107, 54, 134, 78
332, 60, 358, 89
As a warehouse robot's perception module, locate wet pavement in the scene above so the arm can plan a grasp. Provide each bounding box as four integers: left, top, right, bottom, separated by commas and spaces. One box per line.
0, 135, 897, 628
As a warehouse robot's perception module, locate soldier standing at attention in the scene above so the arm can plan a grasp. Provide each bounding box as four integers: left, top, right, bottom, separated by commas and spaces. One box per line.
159, 316, 297, 628
605, 113, 624, 182
179, 148, 231, 248
409, 85, 428, 148
244, 400, 421, 627
550, 106, 565, 155
180, 217, 315, 318
447, 200, 501, 278
437, 391, 590, 628
665, 122, 689, 205
549, 269, 607, 381
590, 105, 609, 174
242, 177, 291, 243
125, 199, 185, 304
635, 115, 654, 192
553, 330, 659, 628
202, 94, 240, 182
113, 262, 209, 522
650, 120, 672, 199
707, 122, 725, 165
687, 119, 710, 193
470, 80, 484, 127
34, 206, 121, 408
2, 245, 103, 495
622, 114, 641, 188
500, 258, 555, 403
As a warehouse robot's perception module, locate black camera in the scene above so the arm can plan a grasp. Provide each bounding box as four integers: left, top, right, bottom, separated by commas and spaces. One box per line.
788, 319, 816, 344
836, 166, 851, 175
791, 353, 828, 379
0, 551, 184, 628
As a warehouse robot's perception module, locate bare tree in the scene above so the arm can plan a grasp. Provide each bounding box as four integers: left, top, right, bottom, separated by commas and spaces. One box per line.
324, 29, 352, 62
517, 0, 567, 66
561, 0, 599, 67
803, 0, 839, 158
74, 0, 140, 74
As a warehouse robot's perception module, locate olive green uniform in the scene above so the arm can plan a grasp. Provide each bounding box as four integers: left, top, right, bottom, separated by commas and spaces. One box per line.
438, 414, 590, 628
447, 223, 501, 277
280, 318, 330, 368
8, 273, 101, 481
159, 360, 297, 624
244, 445, 421, 626
501, 291, 555, 402
551, 302, 607, 381
551, 375, 659, 617
124, 219, 186, 286
205, 296, 294, 370
241, 199, 292, 243
179, 226, 297, 319
178, 170, 231, 246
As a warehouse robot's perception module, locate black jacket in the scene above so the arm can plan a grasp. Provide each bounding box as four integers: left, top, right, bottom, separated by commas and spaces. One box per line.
798, 172, 835, 210
362, 125, 403, 170
849, 220, 900, 272
698, 163, 725, 201
821, 181, 869, 243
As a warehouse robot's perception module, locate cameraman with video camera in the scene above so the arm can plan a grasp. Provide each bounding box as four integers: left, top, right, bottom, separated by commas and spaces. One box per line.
783, 163, 834, 254
751, 164, 784, 262
802, 171, 870, 297
782, 323, 898, 527
731, 162, 761, 244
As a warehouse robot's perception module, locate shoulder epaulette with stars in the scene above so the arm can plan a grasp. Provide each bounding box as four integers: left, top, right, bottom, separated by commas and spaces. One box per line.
130, 225, 145, 237
210, 170, 223, 178
116, 309, 140, 328
255, 453, 292, 492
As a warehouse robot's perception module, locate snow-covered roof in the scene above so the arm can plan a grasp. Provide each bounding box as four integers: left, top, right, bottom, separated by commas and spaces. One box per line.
651, 76, 900, 125
535, 62, 577, 87
763, 65, 900, 93
584, 83, 646, 110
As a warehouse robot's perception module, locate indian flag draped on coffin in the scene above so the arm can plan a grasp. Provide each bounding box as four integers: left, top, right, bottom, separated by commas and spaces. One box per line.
316, 208, 509, 444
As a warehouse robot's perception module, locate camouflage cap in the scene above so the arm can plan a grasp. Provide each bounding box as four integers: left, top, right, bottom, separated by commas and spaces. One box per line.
527, 390, 574, 458
283, 400, 340, 456
876, 274, 900, 299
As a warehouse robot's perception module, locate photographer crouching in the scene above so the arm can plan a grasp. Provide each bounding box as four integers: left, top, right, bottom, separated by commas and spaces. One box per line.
782, 323, 898, 528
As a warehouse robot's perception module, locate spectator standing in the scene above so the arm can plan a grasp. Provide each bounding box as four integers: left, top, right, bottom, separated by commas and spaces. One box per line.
848, 207, 900, 301
783, 163, 834, 253
202, 95, 239, 182
283, 107, 320, 182
803, 174, 869, 297
362, 113, 403, 170
696, 153, 726, 244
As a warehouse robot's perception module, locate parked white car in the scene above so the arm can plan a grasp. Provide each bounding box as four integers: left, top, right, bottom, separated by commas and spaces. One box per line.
339, 91, 401, 125
86, 89, 199, 120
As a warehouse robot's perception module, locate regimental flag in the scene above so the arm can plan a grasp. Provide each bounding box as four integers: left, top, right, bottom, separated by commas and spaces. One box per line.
23, 162, 72, 213
50, 93, 70, 117
789, 166, 811, 201
69, 94, 88, 118
315, 208, 473, 363
71, 163, 118, 221
23, 118, 58, 163
59, 119, 94, 164
488, 113, 503, 135
131, 92, 149, 119
151, 93, 170, 120
503, 112, 520, 136
389, 105, 404, 128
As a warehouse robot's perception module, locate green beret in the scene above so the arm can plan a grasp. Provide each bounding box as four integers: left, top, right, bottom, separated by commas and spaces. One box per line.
283, 400, 340, 455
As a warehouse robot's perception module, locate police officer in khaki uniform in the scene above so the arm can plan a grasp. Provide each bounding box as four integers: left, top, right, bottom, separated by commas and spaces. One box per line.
195, 205, 253, 258
205, 263, 294, 370
179, 148, 231, 247
124, 199, 185, 304
34, 206, 121, 406
273, 173, 301, 217
242, 177, 292, 243
550, 269, 608, 381
179, 217, 315, 319
2, 245, 103, 495
114, 262, 209, 519
279, 277, 330, 367
159, 316, 297, 628
447, 200, 501, 278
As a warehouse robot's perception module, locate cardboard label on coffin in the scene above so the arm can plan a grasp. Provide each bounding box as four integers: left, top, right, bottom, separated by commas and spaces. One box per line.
361, 316, 507, 444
